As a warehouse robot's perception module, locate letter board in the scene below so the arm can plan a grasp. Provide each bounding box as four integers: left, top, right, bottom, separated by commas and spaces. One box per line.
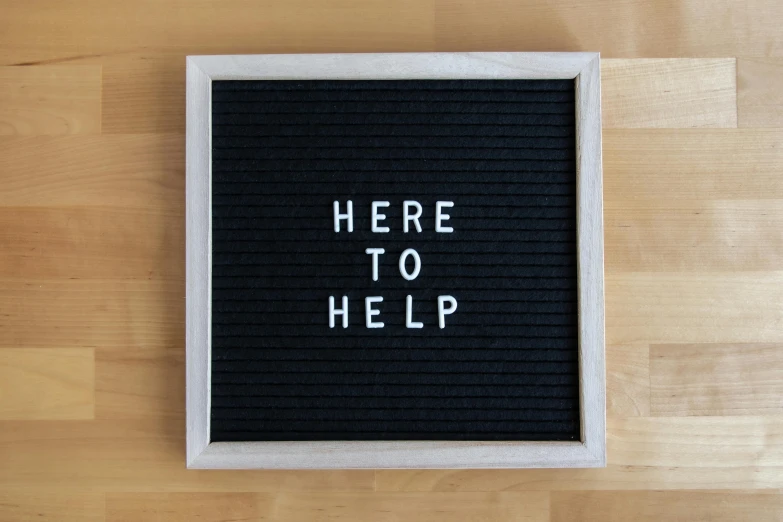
186, 53, 605, 469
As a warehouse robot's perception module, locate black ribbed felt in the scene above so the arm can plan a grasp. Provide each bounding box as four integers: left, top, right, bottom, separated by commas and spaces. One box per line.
210, 79, 580, 442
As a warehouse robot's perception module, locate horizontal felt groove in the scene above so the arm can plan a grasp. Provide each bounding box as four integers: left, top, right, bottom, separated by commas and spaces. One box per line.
213, 113, 574, 126
211, 180, 574, 188
213, 225, 575, 233
213, 300, 576, 314
212, 252, 575, 264
209, 428, 576, 439
212, 282, 576, 292
213, 349, 577, 362
212, 255, 576, 264
212, 328, 577, 335
213, 136, 574, 150
212, 317, 576, 328
214, 206, 574, 219
213, 179, 574, 187
212, 270, 575, 278
213, 203, 574, 210
214, 211, 574, 219
211, 410, 578, 423
212, 245, 576, 255
211, 395, 577, 408
212, 359, 577, 373
210, 237, 575, 244
211, 402, 578, 410
211, 265, 575, 279
211, 258, 575, 270
214, 396, 577, 402
212, 159, 575, 172
212, 385, 578, 397
210, 432, 578, 442
210, 179, 576, 189
213, 79, 574, 91
210, 372, 577, 387
209, 420, 579, 434
212, 150, 575, 163
210, 413, 579, 424
213, 312, 577, 321
212, 327, 578, 338
211, 186, 575, 197
212, 90, 575, 103
212, 368, 575, 378
210, 228, 575, 241
212, 291, 577, 302
215, 209, 571, 218
213, 298, 576, 303
212, 125, 575, 138
214, 348, 577, 354
211, 417, 578, 424
212, 101, 574, 114
210, 339, 576, 350
212, 280, 575, 293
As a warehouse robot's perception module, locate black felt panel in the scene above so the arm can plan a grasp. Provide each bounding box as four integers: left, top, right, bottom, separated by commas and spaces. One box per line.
210, 79, 580, 442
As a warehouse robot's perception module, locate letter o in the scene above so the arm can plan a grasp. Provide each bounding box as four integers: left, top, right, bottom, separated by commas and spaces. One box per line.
398, 248, 421, 281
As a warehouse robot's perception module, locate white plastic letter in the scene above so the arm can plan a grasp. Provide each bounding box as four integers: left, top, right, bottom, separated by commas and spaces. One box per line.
329, 296, 348, 328
365, 296, 384, 328
333, 200, 353, 233
371, 201, 390, 233
406, 295, 423, 329
398, 248, 421, 281
437, 295, 458, 329
403, 200, 423, 233
365, 248, 385, 282
435, 201, 454, 233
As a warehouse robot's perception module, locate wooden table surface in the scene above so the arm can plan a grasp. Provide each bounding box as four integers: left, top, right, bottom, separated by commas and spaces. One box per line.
1, 1, 782, 520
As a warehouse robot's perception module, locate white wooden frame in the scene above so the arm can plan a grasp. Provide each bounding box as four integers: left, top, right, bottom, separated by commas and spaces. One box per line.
186, 52, 604, 469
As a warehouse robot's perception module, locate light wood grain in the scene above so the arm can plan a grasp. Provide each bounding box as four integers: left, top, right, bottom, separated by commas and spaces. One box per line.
106, 493, 268, 522
432, 0, 783, 57
606, 343, 649, 417
0, 491, 104, 522
602, 58, 737, 128
0, 0, 782, 518
0, 280, 183, 350
550, 490, 783, 522
0, 420, 374, 492
269, 492, 549, 522
102, 55, 185, 134
376, 464, 783, 492
106, 491, 548, 522
376, 416, 783, 491
0, 207, 183, 280
605, 200, 783, 272
0, 348, 94, 420
738, 57, 783, 127
607, 272, 783, 345
0, 0, 436, 66
607, 415, 783, 468
95, 347, 183, 420
0, 66, 101, 135
604, 129, 783, 200
0, 135, 183, 208
651, 343, 783, 416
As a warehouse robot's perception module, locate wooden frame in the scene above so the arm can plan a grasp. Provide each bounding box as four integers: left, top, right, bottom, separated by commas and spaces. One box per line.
186, 52, 604, 469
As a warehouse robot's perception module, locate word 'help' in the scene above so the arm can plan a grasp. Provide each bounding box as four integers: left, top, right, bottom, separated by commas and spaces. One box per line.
329, 295, 458, 330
